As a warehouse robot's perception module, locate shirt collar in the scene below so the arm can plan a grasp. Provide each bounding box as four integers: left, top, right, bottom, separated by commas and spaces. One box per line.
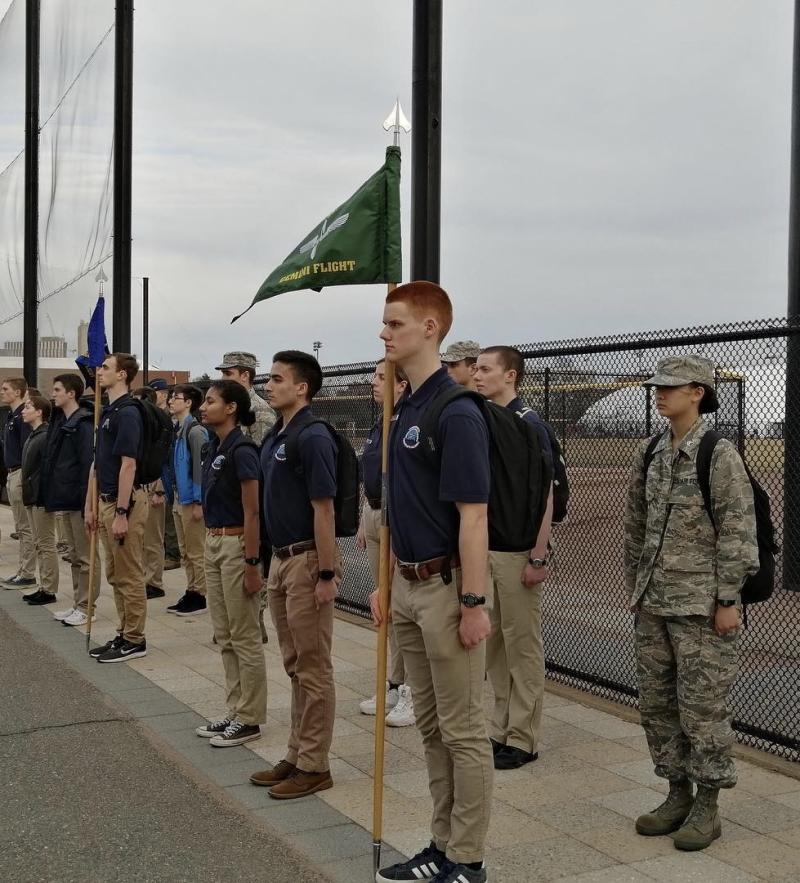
276, 404, 312, 437
654, 417, 707, 457
507, 396, 525, 412
404, 367, 452, 409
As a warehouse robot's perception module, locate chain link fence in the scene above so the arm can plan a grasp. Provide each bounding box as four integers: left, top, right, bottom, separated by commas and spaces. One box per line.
259, 317, 800, 762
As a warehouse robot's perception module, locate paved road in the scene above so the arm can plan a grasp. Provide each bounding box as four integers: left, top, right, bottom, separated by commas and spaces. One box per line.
0, 608, 326, 883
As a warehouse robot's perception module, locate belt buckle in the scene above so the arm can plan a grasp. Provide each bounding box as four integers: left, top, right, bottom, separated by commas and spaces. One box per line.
413, 562, 423, 581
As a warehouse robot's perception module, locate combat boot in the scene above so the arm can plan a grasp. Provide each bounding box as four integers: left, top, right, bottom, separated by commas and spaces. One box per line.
635, 779, 693, 836
673, 785, 721, 851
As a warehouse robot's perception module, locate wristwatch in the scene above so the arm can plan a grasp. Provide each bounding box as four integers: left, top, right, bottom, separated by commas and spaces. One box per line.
244, 556, 261, 566
460, 593, 486, 608
717, 599, 737, 607
319, 569, 336, 581
115, 506, 129, 516
528, 556, 548, 568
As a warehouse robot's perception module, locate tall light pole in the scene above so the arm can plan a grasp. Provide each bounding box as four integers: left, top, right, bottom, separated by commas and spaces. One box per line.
313, 340, 322, 360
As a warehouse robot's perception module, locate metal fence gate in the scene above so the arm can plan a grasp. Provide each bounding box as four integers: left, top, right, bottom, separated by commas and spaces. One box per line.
260, 317, 800, 762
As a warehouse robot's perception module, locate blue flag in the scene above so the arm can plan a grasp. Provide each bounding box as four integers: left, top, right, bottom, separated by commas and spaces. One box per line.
76, 295, 108, 368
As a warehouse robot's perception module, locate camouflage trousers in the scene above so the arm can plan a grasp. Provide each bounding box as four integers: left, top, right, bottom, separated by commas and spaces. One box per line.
635, 611, 739, 789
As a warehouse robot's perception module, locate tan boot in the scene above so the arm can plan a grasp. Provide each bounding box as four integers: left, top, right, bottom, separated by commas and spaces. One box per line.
249, 760, 296, 787
635, 779, 694, 836
268, 769, 333, 800
673, 785, 722, 851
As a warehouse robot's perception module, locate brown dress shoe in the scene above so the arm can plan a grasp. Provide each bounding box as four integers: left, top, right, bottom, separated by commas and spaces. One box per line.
249, 760, 296, 787
268, 769, 333, 800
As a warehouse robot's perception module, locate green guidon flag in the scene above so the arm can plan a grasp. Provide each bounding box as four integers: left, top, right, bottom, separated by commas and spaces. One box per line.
232, 146, 401, 321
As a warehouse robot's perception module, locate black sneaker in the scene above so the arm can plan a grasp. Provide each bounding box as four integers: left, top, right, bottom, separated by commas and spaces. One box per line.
376, 843, 448, 881
168, 591, 207, 617
4, 574, 37, 588
97, 639, 147, 663
431, 860, 487, 883
146, 584, 166, 599
26, 591, 57, 606
490, 738, 504, 756
209, 720, 260, 747
195, 716, 234, 738
89, 635, 125, 659
23, 588, 45, 603
494, 745, 538, 770
10, 532, 18, 540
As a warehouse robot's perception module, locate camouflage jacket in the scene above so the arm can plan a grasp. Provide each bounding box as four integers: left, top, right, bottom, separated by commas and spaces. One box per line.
624, 419, 758, 616
243, 386, 277, 447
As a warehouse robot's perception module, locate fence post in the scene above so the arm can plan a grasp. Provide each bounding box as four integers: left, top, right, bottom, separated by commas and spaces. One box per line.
645, 385, 652, 437
737, 378, 745, 459
785, 0, 800, 592
543, 367, 550, 423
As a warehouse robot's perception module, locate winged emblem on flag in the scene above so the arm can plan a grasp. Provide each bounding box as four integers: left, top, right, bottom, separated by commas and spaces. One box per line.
298, 212, 350, 260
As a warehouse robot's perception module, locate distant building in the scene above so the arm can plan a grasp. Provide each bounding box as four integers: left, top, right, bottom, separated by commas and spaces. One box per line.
1, 336, 68, 358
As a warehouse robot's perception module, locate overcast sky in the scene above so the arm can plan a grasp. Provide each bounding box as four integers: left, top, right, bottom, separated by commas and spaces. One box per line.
0, 1, 795, 375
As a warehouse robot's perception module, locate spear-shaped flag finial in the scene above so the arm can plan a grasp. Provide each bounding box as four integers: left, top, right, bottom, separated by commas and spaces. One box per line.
383, 98, 411, 147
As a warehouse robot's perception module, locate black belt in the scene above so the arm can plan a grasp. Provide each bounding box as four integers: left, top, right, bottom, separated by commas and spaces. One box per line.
273, 539, 316, 560
7, 466, 20, 473
99, 486, 142, 504
367, 497, 381, 511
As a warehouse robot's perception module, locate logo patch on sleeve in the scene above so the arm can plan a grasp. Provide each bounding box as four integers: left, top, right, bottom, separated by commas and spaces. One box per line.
274, 443, 287, 461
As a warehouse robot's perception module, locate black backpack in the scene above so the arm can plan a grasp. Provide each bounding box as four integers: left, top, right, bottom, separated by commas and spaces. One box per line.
279, 412, 360, 538
117, 397, 174, 486
643, 430, 777, 606
517, 407, 570, 524
420, 388, 552, 553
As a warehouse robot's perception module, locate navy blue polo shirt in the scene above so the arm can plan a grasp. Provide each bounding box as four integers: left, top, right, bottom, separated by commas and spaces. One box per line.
388, 368, 490, 563
261, 407, 337, 548
361, 422, 382, 503
4, 403, 31, 470
508, 396, 553, 471
95, 394, 143, 495
202, 427, 260, 528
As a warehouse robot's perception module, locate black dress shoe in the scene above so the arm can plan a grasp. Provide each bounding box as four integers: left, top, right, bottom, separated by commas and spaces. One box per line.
26, 591, 57, 606
494, 745, 538, 770
23, 589, 45, 603
146, 584, 166, 599
490, 738, 505, 756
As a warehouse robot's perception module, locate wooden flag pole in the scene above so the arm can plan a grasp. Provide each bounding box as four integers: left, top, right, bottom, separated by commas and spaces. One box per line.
85, 380, 102, 652
372, 282, 397, 876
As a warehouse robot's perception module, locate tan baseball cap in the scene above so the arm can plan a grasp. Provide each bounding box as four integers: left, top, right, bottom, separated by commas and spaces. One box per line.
215, 351, 259, 371
441, 340, 481, 363
643, 354, 718, 413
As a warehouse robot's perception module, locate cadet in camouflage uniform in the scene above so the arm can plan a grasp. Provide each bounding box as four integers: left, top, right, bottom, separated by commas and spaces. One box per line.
624, 354, 759, 851
216, 352, 277, 641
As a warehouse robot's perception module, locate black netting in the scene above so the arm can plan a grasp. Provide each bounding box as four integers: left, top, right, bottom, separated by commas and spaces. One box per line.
277, 317, 800, 762
0, 0, 114, 383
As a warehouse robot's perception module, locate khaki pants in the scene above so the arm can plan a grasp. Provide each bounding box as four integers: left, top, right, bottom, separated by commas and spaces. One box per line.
55, 511, 68, 546
62, 509, 100, 613
363, 503, 405, 685
392, 569, 494, 865
206, 533, 267, 724
143, 493, 166, 588
486, 550, 545, 754
25, 506, 58, 595
268, 548, 341, 772
8, 470, 36, 578
98, 489, 147, 644
173, 503, 207, 595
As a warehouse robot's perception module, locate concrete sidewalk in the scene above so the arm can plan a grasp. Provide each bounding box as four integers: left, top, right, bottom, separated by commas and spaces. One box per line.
1, 506, 799, 882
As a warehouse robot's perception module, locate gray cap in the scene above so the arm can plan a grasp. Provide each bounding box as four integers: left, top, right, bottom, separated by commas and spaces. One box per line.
441, 340, 481, 363
215, 351, 259, 371
643, 354, 718, 413
149, 378, 169, 391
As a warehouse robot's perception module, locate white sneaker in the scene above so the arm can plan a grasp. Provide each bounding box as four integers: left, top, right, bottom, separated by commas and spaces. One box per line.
360, 683, 399, 716
386, 685, 415, 727
53, 607, 75, 621
63, 609, 96, 627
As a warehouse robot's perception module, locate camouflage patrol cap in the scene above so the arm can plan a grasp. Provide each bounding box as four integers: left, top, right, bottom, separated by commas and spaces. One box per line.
441, 340, 481, 363
643, 354, 718, 413
215, 351, 259, 371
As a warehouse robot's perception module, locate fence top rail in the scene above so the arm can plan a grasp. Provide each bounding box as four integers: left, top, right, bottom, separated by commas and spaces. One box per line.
253, 317, 800, 384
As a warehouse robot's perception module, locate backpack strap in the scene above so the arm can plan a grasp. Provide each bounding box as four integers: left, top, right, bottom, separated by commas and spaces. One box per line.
419, 386, 486, 461
642, 431, 665, 481
695, 430, 723, 532
283, 413, 334, 473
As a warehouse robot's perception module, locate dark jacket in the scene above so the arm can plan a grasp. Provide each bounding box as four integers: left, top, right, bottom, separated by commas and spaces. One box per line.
21, 423, 49, 507
41, 406, 95, 512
